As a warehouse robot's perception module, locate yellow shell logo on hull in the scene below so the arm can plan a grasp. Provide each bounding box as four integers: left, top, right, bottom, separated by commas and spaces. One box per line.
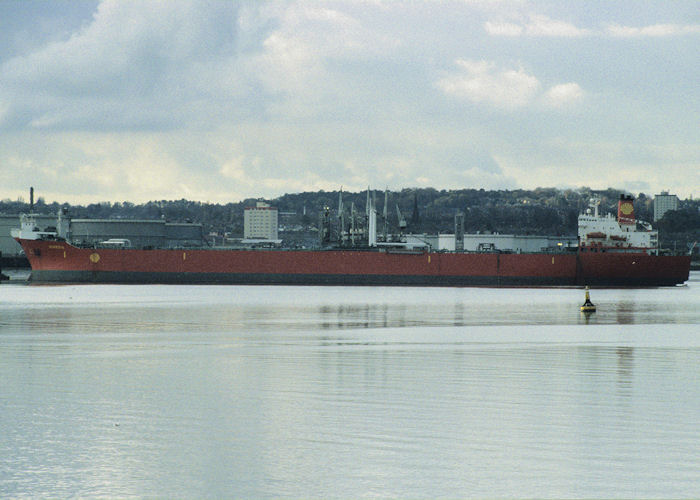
89, 253, 100, 263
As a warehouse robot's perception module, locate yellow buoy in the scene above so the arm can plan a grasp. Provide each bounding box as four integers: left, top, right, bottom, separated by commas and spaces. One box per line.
580, 286, 596, 313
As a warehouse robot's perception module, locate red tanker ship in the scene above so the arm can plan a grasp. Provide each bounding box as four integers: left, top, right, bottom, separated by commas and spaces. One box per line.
11, 195, 691, 287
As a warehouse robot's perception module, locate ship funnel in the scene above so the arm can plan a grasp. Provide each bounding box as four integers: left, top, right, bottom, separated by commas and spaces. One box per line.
617, 194, 635, 226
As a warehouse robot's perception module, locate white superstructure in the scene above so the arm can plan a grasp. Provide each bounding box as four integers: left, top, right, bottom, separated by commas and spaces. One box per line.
578, 196, 658, 255
10, 214, 57, 241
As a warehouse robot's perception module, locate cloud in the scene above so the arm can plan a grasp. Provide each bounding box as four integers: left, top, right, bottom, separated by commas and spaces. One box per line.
0, 99, 8, 125
483, 21, 523, 37
220, 150, 341, 196
3, 1, 239, 94
607, 23, 700, 37
246, 2, 400, 100
0, 0, 248, 130
543, 83, 584, 108
437, 59, 585, 111
485, 15, 590, 37
0, 0, 403, 130
0, 131, 201, 202
250, 31, 326, 95
436, 59, 541, 109
485, 15, 700, 39
1, 1, 698, 203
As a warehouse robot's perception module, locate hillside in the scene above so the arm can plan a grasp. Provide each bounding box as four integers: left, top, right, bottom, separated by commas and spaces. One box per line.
2, 187, 698, 253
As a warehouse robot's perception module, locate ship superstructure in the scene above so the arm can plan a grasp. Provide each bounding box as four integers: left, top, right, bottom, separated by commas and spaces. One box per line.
578, 195, 658, 255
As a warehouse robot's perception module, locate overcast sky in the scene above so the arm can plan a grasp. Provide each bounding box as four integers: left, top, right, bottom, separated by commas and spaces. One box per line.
0, 0, 698, 204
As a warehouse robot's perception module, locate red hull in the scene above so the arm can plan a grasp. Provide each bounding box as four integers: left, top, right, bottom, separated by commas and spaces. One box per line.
16, 239, 691, 287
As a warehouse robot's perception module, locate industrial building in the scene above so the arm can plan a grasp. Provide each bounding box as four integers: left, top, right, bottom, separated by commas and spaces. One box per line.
1, 213, 205, 257
67, 219, 205, 248
69, 219, 166, 248
164, 223, 207, 248
654, 192, 679, 221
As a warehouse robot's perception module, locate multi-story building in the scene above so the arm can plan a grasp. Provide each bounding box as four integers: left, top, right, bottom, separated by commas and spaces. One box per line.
654, 192, 679, 222
243, 201, 279, 241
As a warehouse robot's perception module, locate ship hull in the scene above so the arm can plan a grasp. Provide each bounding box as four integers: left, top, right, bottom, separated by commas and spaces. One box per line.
27, 270, 577, 287
16, 239, 691, 287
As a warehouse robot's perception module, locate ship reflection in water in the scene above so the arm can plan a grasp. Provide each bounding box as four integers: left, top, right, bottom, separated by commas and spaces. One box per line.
1, 275, 699, 498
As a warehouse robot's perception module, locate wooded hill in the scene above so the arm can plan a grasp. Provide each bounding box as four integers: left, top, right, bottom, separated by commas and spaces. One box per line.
2, 187, 699, 252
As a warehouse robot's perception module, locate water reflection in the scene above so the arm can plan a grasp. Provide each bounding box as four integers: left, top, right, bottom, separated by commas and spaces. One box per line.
3, 281, 699, 334
615, 301, 637, 324
579, 310, 594, 325
2, 279, 700, 497
453, 301, 464, 326
616, 347, 634, 395
1, 298, 696, 340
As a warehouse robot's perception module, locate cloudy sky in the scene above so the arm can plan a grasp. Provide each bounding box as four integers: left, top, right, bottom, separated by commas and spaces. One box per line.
0, 0, 698, 204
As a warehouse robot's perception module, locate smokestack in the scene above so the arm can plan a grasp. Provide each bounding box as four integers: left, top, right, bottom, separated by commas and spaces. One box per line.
617, 194, 635, 226
30, 187, 34, 212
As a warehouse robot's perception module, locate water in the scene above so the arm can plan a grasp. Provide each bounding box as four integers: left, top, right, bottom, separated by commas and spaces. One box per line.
1, 273, 699, 498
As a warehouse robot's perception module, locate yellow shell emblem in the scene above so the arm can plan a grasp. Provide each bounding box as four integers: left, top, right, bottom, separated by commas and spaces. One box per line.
89, 252, 100, 263
620, 203, 633, 215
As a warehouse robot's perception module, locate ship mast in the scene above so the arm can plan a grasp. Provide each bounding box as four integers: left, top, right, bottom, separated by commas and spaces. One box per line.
337, 188, 345, 245
350, 201, 356, 246
368, 190, 377, 247
383, 188, 389, 242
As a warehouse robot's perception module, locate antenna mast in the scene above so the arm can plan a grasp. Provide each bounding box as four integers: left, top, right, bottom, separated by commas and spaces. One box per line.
383, 188, 389, 242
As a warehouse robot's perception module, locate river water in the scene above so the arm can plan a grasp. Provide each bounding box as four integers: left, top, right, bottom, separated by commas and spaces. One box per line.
1, 273, 699, 498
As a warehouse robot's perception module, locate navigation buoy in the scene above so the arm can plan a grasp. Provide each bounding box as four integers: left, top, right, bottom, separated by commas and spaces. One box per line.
580, 286, 596, 313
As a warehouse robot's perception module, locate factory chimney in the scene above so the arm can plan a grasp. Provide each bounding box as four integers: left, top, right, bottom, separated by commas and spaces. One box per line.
30, 187, 34, 212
